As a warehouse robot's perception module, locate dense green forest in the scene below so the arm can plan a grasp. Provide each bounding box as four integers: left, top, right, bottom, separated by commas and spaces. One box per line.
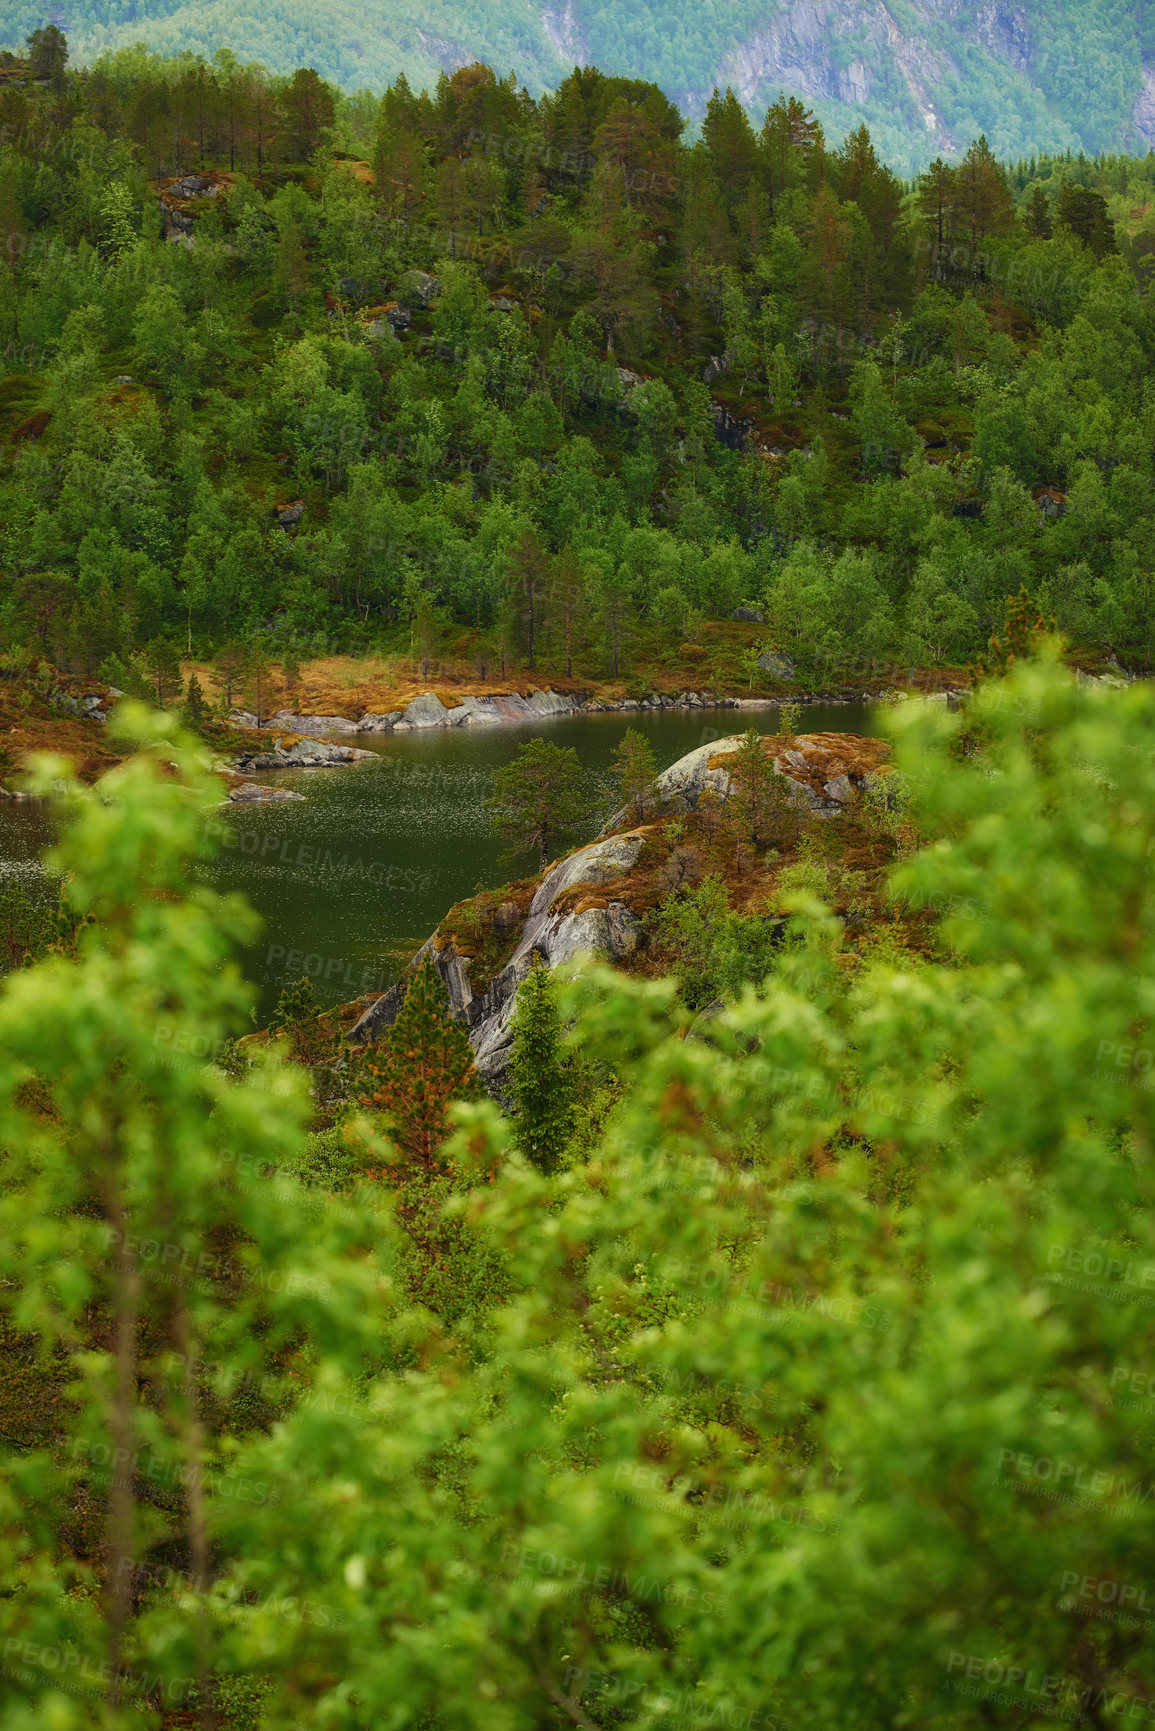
2, 0, 1154, 173
5, 46, 1155, 689
2, 30, 1155, 1731
3, 638, 1155, 1730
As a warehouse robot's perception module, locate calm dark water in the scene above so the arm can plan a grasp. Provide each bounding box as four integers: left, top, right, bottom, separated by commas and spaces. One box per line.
0, 704, 879, 1020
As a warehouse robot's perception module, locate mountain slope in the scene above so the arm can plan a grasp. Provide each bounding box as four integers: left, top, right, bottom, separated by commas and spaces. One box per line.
4, 0, 1153, 171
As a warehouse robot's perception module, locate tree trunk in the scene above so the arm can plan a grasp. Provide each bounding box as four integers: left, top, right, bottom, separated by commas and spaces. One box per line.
103, 1168, 139, 1714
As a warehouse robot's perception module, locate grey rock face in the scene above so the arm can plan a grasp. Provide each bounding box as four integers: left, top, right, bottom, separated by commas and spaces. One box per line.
263, 709, 360, 735
407, 270, 441, 305
234, 737, 376, 771
357, 711, 404, 733
1135, 66, 1155, 148
757, 650, 796, 681
732, 606, 765, 623
347, 832, 645, 1089
228, 781, 306, 803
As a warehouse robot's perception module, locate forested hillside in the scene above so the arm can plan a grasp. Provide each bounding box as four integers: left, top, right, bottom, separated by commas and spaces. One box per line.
3, 46, 1155, 698
3, 0, 1155, 171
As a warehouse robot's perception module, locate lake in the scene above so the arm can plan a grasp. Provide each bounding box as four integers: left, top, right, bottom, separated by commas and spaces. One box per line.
0, 703, 880, 1020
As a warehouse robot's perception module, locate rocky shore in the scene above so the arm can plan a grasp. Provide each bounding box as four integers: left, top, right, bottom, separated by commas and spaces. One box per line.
344, 728, 892, 1093
228, 683, 910, 738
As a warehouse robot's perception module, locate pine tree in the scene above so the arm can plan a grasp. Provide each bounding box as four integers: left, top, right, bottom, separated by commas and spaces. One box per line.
184, 671, 209, 731
1024, 183, 1052, 238
354, 956, 482, 1172
507, 531, 550, 670
612, 727, 659, 824
508, 954, 571, 1173
146, 640, 183, 708
213, 642, 247, 714
242, 641, 274, 726
726, 728, 785, 855
550, 547, 586, 678
487, 737, 589, 871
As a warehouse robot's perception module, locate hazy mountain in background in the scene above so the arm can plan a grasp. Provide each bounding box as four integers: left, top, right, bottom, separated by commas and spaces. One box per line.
5, 0, 1155, 171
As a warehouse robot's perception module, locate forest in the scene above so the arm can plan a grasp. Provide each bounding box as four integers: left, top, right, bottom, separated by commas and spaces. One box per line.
1, 34, 1155, 1731
2, 40, 1155, 698
2, 0, 1153, 173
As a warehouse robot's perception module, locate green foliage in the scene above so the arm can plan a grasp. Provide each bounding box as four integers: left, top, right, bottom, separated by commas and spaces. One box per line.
611, 726, 659, 825
204, 653, 1155, 1727
5, 640, 1155, 1727
0, 703, 386, 1723
507, 952, 571, 1172
487, 737, 590, 872
352, 954, 482, 1170
0, 874, 88, 972
3, 49, 1155, 690
184, 670, 209, 730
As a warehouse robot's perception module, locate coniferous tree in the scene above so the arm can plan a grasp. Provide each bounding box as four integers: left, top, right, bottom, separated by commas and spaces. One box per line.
507, 953, 571, 1173
353, 956, 482, 1172
184, 670, 209, 731
146, 640, 183, 708
612, 726, 659, 824
487, 737, 589, 871
727, 728, 786, 852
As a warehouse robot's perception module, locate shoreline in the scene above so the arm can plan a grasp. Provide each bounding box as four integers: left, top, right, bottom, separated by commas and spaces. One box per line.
229, 684, 944, 741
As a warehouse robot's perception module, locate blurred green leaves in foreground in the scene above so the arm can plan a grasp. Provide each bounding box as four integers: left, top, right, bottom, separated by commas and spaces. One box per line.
2, 657, 1155, 1730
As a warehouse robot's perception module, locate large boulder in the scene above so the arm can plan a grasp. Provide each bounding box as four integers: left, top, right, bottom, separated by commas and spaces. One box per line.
603, 730, 891, 828
757, 650, 796, 680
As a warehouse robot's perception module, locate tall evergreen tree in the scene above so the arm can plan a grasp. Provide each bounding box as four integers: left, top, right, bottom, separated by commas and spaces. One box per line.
612, 726, 659, 824
487, 737, 589, 871
508, 953, 571, 1173
354, 956, 482, 1172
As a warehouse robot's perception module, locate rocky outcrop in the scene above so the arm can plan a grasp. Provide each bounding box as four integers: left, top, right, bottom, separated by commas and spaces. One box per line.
757, 650, 796, 680
1133, 66, 1155, 148
405, 270, 441, 305
346, 730, 892, 1092
49, 683, 119, 723
603, 729, 891, 829
249, 687, 747, 736
227, 781, 306, 803
232, 736, 377, 771
347, 831, 645, 1089
542, 0, 588, 67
